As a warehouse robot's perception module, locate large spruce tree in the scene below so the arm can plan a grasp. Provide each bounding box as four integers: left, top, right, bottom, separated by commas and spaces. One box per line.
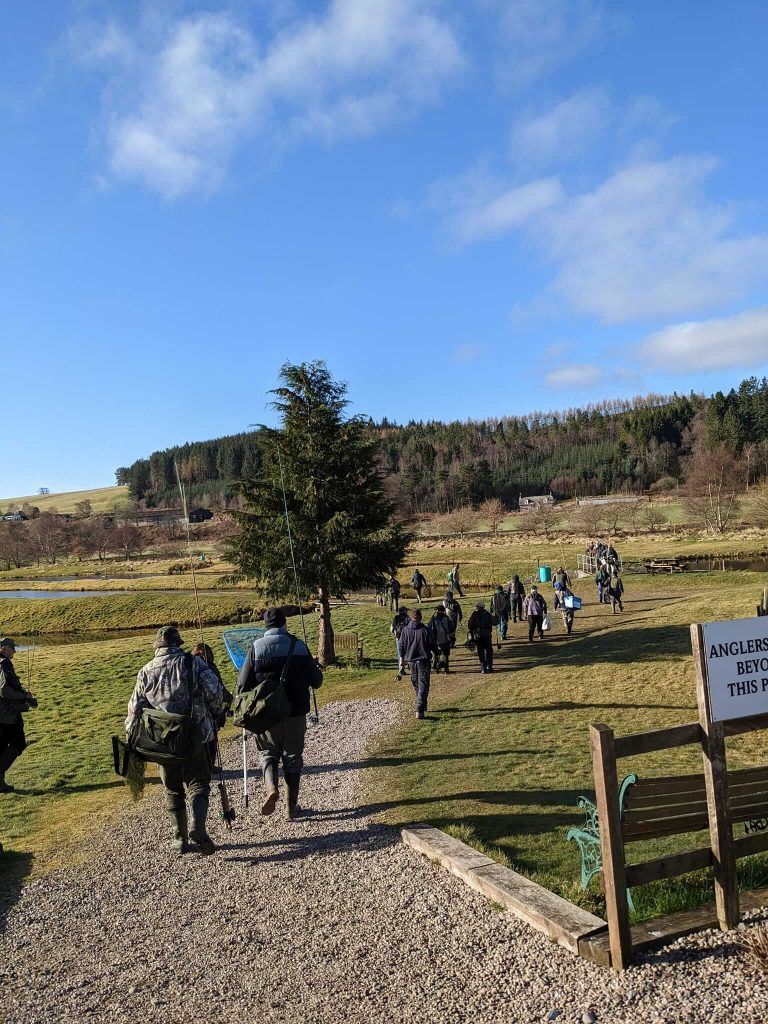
230, 361, 410, 665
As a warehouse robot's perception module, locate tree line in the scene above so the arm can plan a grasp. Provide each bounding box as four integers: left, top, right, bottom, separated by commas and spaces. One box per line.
114, 376, 768, 519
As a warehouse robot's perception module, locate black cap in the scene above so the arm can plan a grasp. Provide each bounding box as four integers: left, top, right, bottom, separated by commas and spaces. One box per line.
263, 607, 287, 629
154, 625, 183, 649
0, 637, 16, 650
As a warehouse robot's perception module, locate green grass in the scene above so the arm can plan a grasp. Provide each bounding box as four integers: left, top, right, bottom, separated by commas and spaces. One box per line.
0, 485, 128, 514
5, 531, 768, 925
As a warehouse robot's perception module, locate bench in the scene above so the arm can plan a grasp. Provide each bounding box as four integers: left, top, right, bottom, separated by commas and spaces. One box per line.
334, 632, 364, 665
567, 767, 768, 911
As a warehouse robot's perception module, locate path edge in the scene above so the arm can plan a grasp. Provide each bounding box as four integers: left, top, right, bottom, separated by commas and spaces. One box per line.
401, 823, 607, 958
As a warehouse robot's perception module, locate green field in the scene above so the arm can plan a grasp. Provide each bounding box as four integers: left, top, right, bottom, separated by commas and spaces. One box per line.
3, 534, 768, 923
0, 485, 129, 514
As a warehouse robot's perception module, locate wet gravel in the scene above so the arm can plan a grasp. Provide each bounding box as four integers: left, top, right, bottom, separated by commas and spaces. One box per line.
1, 698, 768, 1023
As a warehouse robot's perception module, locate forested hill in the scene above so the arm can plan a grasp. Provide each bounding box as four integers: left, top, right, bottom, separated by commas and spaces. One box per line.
116, 377, 768, 515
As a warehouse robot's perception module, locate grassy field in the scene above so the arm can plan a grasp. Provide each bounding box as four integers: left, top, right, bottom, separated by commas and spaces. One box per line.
0, 485, 128, 514
4, 533, 768, 924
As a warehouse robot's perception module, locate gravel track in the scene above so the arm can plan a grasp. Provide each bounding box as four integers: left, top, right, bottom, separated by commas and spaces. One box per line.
2, 698, 767, 1023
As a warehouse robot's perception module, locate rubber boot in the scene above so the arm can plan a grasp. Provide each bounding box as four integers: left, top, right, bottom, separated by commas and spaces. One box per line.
0, 746, 20, 794
189, 795, 216, 855
261, 763, 279, 816
285, 773, 301, 820
169, 804, 190, 855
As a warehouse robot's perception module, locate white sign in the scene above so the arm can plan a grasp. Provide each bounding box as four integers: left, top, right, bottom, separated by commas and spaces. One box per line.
703, 617, 768, 722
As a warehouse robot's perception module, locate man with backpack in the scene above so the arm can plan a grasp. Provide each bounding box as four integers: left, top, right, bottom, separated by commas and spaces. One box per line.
468, 601, 497, 673
399, 609, 436, 719
442, 591, 463, 646
237, 608, 323, 820
595, 564, 610, 604
126, 626, 224, 854
523, 586, 547, 642
410, 568, 427, 604
507, 575, 525, 623
428, 605, 454, 673
608, 573, 625, 613
490, 586, 511, 647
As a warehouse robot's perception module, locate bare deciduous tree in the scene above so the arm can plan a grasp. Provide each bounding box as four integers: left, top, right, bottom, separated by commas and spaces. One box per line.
568, 503, 605, 539
443, 505, 481, 539
641, 504, 667, 534
522, 502, 558, 539
478, 497, 507, 534
684, 445, 745, 534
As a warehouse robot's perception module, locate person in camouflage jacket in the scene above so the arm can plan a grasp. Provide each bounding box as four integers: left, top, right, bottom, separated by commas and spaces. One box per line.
126, 626, 224, 855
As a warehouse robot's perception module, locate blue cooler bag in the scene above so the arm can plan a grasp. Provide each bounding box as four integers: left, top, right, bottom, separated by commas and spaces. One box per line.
564, 595, 582, 610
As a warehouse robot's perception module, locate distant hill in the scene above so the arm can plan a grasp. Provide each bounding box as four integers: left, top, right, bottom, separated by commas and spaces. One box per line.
0, 485, 129, 515
115, 376, 768, 517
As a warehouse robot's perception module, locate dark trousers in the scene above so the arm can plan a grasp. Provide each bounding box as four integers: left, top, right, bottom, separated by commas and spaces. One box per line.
0, 718, 27, 756
476, 636, 494, 671
528, 614, 544, 641
256, 714, 308, 777
159, 735, 211, 811
434, 642, 451, 672
512, 596, 523, 622
410, 659, 431, 713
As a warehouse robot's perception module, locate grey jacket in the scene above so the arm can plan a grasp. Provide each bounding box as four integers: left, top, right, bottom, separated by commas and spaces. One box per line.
429, 613, 453, 647
126, 648, 224, 743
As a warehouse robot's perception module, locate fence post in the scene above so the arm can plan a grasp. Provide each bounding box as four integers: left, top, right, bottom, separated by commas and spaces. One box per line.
690, 623, 739, 930
590, 723, 632, 970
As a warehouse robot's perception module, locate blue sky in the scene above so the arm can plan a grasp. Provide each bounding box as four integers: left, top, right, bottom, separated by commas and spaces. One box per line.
2, 0, 768, 495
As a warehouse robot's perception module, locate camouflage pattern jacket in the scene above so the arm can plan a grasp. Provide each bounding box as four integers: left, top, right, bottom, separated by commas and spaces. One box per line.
125, 647, 224, 743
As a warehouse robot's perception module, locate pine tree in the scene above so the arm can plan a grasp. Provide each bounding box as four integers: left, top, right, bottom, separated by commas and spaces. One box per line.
230, 361, 411, 665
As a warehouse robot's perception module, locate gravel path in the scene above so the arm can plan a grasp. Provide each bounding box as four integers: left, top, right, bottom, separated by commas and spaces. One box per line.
2, 698, 767, 1023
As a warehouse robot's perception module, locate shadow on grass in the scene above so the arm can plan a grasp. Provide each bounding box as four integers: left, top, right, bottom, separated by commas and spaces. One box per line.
495, 623, 692, 669
435, 699, 693, 717
0, 850, 33, 934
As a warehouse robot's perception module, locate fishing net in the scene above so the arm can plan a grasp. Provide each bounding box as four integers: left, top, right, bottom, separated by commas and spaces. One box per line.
222, 627, 266, 672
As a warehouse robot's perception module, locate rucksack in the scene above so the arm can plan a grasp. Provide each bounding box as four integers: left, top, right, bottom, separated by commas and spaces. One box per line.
232, 636, 296, 733
128, 653, 200, 766
390, 579, 401, 597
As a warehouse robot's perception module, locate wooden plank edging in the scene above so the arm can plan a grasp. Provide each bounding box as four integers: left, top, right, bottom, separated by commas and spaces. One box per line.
401, 823, 606, 955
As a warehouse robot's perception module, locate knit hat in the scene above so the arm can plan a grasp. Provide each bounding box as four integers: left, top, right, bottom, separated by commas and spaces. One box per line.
263, 607, 287, 629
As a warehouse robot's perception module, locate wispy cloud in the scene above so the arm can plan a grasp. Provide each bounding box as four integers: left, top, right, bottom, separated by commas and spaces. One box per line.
433, 154, 768, 323
638, 307, 768, 372
73, 1, 464, 197
545, 363, 603, 389
509, 88, 611, 163
452, 344, 483, 364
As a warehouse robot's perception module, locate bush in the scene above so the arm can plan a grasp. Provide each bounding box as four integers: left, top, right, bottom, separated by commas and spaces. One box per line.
649, 476, 678, 493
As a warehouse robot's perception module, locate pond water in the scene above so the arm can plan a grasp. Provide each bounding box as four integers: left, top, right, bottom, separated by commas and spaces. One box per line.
680, 557, 768, 573
0, 590, 123, 600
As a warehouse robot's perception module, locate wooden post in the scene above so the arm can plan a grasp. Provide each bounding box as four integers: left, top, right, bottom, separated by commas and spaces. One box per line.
690, 623, 739, 930
590, 723, 632, 970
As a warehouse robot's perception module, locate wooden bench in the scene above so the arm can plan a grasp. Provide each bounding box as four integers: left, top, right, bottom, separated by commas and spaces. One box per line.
568, 766, 768, 920
334, 632, 364, 665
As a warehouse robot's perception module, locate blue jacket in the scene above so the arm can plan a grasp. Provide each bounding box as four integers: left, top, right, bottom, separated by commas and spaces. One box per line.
237, 627, 323, 717
399, 621, 435, 662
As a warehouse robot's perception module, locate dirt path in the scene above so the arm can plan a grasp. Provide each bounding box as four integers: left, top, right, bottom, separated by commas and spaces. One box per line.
1, 699, 766, 1023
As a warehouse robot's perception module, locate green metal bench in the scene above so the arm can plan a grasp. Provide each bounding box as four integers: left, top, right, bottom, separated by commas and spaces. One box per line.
567, 774, 638, 911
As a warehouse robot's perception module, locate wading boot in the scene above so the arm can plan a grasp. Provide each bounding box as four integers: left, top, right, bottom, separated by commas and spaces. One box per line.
0, 747, 20, 794
169, 804, 190, 855
260, 764, 279, 816
189, 795, 216, 855
285, 773, 301, 820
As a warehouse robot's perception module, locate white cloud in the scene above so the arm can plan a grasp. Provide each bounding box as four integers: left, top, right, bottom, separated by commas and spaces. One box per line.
510, 88, 611, 163
452, 344, 483, 364
541, 157, 768, 322
435, 154, 768, 323
432, 169, 563, 244
545, 363, 603, 389
77, 1, 464, 197
490, 0, 617, 89
638, 307, 768, 372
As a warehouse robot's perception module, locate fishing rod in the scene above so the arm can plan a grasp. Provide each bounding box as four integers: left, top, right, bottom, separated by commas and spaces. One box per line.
174, 460, 235, 829
277, 445, 319, 725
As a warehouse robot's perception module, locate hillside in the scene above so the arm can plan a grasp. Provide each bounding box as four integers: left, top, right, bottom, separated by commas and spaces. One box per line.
0, 485, 128, 515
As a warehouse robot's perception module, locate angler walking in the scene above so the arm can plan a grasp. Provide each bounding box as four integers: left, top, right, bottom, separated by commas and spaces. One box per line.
508, 575, 525, 623
442, 591, 463, 646
523, 586, 547, 642
399, 609, 436, 719
236, 607, 323, 819
468, 601, 497, 673
428, 604, 453, 673
490, 586, 510, 647
0, 638, 37, 794
126, 626, 224, 854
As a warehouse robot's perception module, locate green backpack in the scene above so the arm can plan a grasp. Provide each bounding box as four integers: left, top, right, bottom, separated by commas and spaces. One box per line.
232, 636, 295, 733
129, 654, 200, 766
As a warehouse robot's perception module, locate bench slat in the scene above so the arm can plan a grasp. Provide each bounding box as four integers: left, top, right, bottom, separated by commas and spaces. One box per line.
625, 846, 713, 886
623, 813, 710, 841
